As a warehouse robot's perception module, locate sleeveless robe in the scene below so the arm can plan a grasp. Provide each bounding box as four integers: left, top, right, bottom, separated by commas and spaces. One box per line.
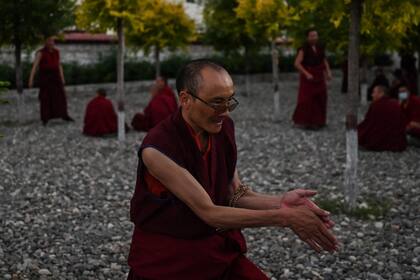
292, 43, 328, 127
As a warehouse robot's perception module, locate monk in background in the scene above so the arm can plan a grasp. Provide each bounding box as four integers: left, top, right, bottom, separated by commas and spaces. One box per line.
292, 28, 332, 129
83, 88, 118, 137
29, 36, 74, 125
398, 85, 420, 146
131, 76, 178, 132
358, 85, 407, 152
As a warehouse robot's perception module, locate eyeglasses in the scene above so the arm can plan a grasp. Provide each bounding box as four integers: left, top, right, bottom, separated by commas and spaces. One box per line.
186, 92, 239, 113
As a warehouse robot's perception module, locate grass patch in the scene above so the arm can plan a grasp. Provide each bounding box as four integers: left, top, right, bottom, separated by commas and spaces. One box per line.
314, 196, 392, 220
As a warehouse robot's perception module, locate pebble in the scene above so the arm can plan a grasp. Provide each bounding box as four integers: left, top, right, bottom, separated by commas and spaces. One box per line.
1, 78, 419, 279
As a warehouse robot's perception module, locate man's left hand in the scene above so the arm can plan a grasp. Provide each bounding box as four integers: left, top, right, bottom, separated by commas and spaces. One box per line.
280, 189, 334, 228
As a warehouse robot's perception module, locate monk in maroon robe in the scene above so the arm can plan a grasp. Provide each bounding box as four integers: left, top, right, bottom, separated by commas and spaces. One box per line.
29, 37, 73, 125
128, 60, 338, 279
292, 29, 332, 129
83, 88, 118, 137
358, 85, 407, 152
131, 76, 178, 132
398, 85, 420, 141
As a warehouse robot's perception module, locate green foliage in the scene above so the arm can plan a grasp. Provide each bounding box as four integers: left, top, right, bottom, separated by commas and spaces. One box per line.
315, 196, 392, 220
127, 0, 196, 54
203, 0, 261, 55
0, 0, 75, 47
236, 0, 293, 42
287, 0, 420, 59
0, 81, 10, 105
76, 0, 139, 32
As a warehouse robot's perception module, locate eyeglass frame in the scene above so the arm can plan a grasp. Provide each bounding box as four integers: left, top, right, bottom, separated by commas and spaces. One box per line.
184, 91, 239, 113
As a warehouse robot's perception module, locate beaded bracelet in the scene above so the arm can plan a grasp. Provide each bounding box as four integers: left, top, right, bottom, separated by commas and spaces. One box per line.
229, 184, 250, 207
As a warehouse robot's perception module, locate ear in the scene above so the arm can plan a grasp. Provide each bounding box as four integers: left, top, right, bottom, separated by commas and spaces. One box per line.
179, 91, 190, 108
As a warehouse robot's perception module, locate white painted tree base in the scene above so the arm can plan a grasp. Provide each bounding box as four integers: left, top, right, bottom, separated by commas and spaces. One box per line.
361, 83, 368, 106
117, 111, 125, 142
273, 91, 281, 122
344, 129, 358, 210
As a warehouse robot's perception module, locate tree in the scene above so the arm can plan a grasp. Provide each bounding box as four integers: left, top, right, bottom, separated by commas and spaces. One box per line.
290, 0, 420, 209
127, 0, 196, 77
203, 0, 263, 96
236, 0, 295, 120
345, 0, 362, 211
0, 0, 75, 122
76, 0, 139, 142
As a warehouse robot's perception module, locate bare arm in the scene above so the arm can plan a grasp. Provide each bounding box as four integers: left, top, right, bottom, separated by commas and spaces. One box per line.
143, 147, 287, 229
229, 169, 282, 210
142, 148, 338, 252
324, 58, 332, 80
28, 52, 42, 88
294, 50, 313, 79
59, 65, 65, 85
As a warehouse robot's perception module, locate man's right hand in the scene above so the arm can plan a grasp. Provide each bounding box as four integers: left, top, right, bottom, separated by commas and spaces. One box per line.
284, 206, 338, 253
306, 73, 314, 80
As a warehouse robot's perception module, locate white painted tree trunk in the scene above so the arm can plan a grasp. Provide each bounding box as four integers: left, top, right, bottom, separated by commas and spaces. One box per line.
154, 46, 160, 78
116, 18, 125, 142
14, 40, 25, 123
344, 0, 362, 211
272, 39, 281, 122
360, 82, 368, 105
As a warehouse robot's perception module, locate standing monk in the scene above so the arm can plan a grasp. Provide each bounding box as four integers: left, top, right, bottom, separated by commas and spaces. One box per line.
131, 76, 178, 132
29, 36, 73, 125
128, 60, 338, 280
292, 29, 332, 129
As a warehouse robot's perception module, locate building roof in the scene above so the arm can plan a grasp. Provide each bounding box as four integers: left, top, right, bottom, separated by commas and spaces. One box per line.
60, 31, 117, 44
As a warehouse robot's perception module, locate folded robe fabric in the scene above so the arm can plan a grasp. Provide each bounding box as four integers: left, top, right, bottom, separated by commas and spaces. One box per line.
83, 95, 117, 136
358, 96, 407, 151
131, 85, 178, 132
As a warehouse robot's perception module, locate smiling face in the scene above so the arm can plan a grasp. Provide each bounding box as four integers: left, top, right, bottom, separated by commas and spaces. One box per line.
180, 67, 235, 134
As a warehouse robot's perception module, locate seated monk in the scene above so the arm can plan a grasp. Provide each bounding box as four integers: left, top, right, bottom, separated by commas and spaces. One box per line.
83, 88, 118, 137
398, 84, 420, 145
367, 68, 389, 101
131, 76, 178, 132
358, 85, 407, 152
128, 60, 338, 280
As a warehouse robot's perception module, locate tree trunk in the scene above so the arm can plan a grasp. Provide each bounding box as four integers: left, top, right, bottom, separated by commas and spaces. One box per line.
271, 39, 280, 122
344, 0, 362, 211
116, 18, 126, 142
360, 56, 368, 105
155, 46, 161, 78
244, 46, 250, 97
14, 38, 25, 123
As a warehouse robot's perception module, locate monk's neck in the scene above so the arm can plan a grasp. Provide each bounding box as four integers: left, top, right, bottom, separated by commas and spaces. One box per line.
181, 110, 209, 143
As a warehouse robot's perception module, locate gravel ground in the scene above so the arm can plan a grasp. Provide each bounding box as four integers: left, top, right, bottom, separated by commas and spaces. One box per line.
0, 75, 419, 280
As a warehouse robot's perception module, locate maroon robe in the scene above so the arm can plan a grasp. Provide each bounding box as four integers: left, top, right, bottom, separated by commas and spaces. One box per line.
131, 85, 178, 132
128, 109, 268, 280
358, 96, 407, 151
402, 95, 420, 138
83, 95, 118, 137
292, 44, 327, 127
38, 47, 70, 123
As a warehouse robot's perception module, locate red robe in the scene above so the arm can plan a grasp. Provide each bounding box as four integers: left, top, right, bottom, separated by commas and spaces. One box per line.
38, 47, 70, 123
83, 95, 118, 137
292, 44, 327, 127
402, 95, 420, 138
131, 85, 178, 132
358, 96, 407, 151
128, 109, 268, 280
